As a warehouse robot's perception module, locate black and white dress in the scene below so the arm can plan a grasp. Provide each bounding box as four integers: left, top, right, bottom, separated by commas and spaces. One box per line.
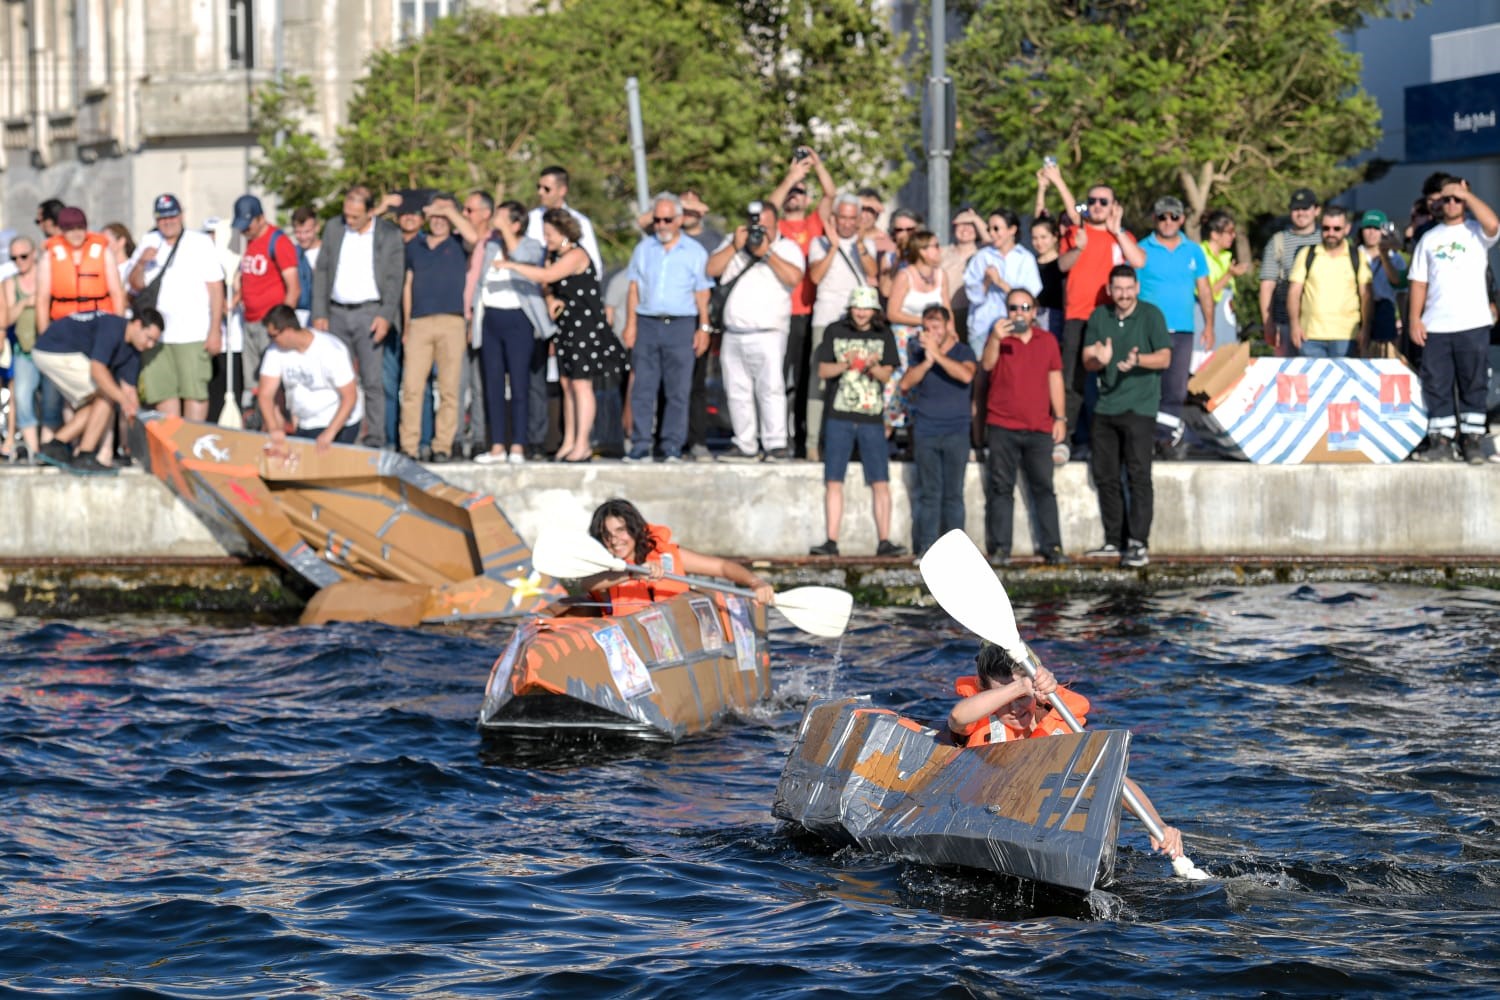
552, 258, 625, 383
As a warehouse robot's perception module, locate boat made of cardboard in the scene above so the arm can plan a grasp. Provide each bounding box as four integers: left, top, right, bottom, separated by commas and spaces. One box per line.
773, 696, 1130, 894
478, 591, 771, 742
134, 413, 561, 624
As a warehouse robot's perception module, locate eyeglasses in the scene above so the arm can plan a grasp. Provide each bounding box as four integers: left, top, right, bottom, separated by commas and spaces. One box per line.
1006, 302, 1035, 311
652, 216, 676, 224
893, 226, 916, 234
1087, 196, 1112, 205
987, 223, 1008, 231
1156, 213, 1182, 222
1439, 195, 1465, 205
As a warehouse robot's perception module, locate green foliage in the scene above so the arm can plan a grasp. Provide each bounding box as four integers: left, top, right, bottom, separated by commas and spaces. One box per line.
949, 0, 1409, 238
332, 0, 914, 262
250, 75, 334, 215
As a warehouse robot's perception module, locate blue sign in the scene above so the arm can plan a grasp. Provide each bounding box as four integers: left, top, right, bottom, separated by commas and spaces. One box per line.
1406, 73, 1500, 162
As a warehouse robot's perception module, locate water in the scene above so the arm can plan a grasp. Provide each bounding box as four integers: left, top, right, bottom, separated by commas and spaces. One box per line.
3, 583, 1499, 997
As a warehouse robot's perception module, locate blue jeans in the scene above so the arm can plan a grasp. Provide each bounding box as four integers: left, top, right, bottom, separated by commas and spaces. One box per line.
912, 430, 969, 555
629, 315, 696, 458
1299, 339, 1354, 359
10, 349, 39, 430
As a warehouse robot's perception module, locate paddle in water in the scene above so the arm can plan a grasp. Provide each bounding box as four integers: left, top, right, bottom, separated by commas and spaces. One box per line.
919, 528, 1211, 880
532, 530, 854, 639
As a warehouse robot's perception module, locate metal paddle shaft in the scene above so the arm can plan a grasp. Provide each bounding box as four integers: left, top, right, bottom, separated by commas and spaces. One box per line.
626, 562, 759, 600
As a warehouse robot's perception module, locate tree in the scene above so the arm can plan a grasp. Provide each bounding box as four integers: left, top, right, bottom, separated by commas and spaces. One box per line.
249, 75, 334, 215
949, 0, 1413, 245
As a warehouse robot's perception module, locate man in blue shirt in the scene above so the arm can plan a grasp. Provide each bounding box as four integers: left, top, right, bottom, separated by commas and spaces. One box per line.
1137, 196, 1213, 459
401, 194, 470, 462
623, 193, 713, 462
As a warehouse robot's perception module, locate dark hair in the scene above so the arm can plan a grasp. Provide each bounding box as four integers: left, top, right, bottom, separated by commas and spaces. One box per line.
1004, 287, 1037, 308
1030, 216, 1059, 241
540, 165, 569, 188
589, 498, 653, 565
291, 205, 319, 226
902, 228, 938, 265
542, 207, 581, 244
856, 186, 883, 201
890, 209, 923, 235
1202, 209, 1236, 234
921, 303, 952, 323
133, 307, 166, 332
38, 198, 65, 224
469, 191, 496, 214
264, 304, 299, 332
497, 199, 526, 227
976, 643, 1024, 686
988, 208, 1020, 230
1421, 172, 1455, 197
346, 185, 375, 210
103, 222, 135, 259
1108, 264, 1137, 284
1321, 204, 1350, 223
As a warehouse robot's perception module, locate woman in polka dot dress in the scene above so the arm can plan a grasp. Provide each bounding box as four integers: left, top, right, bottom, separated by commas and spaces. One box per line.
499, 208, 624, 461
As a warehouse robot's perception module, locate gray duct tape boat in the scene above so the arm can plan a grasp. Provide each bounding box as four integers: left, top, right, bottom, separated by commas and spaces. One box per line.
773, 696, 1130, 893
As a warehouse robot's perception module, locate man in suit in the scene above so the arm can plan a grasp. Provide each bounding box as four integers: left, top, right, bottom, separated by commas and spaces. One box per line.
311, 184, 405, 448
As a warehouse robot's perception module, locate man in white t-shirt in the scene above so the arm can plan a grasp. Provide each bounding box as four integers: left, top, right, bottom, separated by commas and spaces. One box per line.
125, 194, 225, 419
258, 304, 364, 452
1406, 178, 1500, 463
807, 193, 879, 460
707, 201, 806, 460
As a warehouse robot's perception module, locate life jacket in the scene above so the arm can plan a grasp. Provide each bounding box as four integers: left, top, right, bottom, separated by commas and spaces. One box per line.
952, 674, 1091, 748
600, 524, 691, 616
45, 233, 115, 319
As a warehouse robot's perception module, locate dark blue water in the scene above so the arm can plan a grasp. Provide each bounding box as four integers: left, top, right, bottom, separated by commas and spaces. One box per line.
3, 584, 1499, 997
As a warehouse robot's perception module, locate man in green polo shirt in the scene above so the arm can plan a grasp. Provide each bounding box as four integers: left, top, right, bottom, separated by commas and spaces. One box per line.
1081, 265, 1171, 568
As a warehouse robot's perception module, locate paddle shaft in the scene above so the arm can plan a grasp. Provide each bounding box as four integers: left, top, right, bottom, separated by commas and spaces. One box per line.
623, 562, 763, 602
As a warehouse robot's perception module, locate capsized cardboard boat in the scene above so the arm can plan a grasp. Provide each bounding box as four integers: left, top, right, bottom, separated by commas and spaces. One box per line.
478, 591, 770, 741
134, 413, 562, 624
773, 696, 1130, 893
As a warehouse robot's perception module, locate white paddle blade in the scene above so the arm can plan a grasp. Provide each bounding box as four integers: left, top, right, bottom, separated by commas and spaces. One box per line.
772, 586, 853, 638
918, 529, 1023, 652
1172, 856, 1211, 880
530, 530, 626, 580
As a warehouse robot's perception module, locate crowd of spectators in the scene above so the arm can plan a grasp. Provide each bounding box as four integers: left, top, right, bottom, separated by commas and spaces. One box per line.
2, 160, 1495, 562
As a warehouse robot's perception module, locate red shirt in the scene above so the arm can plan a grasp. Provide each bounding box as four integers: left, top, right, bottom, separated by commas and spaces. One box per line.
1061, 224, 1132, 322
985, 326, 1061, 434
239, 227, 300, 323
779, 214, 824, 316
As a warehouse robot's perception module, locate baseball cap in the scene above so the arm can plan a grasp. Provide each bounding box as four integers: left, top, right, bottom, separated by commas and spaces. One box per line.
1288, 188, 1318, 211
1153, 196, 1185, 217
849, 285, 881, 310
231, 194, 263, 232
57, 207, 87, 230
1359, 209, 1388, 230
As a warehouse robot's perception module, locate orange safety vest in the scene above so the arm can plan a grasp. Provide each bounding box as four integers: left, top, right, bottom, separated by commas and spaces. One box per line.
46, 233, 116, 319
952, 674, 1091, 748
599, 524, 690, 616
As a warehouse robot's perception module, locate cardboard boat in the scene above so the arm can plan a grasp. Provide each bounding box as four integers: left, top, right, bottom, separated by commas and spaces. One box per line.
477, 591, 771, 741
773, 696, 1130, 893
134, 413, 562, 625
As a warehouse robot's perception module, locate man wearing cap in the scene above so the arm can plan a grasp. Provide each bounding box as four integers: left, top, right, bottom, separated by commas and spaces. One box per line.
232, 194, 301, 398
1285, 205, 1372, 359
808, 192, 880, 461
1355, 210, 1408, 359
1137, 195, 1213, 458
124, 194, 225, 421
1258, 187, 1322, 357
311, 184, 406, 448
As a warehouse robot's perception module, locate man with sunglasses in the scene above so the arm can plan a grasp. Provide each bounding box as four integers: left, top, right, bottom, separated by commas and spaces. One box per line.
1137, 196, 1214, 459
1407, 177, 1500, 463
1258, 187, 1322, 358
1285, 205, 1372, 359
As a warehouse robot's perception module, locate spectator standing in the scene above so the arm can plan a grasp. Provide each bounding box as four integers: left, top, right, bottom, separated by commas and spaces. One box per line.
898, 303, 976, 557
1356, 210, 1408, 359
680, 190, 724, 461
232, 195, 301, 403
878, 210, 922, 304
1407, 178, 1500, 463
810, 286, 904, 557
621, 193, 711, 463
1081, 266, 1171, 568
310, 185, 405, 448
124, 194, 224, 421
467, 200, 552, 464
964, 209, 1043, 359
1197, 210, 1249, 349
980, 287, 1066, 566
1258, 187, 1322, 358
1057, 178, 1146, 464
885, 229, 951, 451
36, 199, 65, 241
1029, 217, 1067, 337
1136, 195, 1213, 458
768, 149, 834, 458
709, 201, 805, 461
1, 235, 40, 462
942, 208, 984, 337
258, 304, 363, 451
807, 193, 879, 463
400, 194, 471, 463
1286, 205, 1372, 359
102, 223, 135, 288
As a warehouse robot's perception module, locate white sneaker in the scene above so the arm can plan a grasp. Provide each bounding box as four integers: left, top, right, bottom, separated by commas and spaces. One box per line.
508, 451, 526, 465
1052, 442, 1070, 466
474, 450, 506, 465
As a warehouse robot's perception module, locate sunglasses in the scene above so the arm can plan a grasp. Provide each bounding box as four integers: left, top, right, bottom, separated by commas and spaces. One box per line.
1006, 302, 1035, 311
1438, 195, 1465, 205
1322, 226, 1347, 233
1156, 213, 1182, 222
987, 223, 1009, 231
12, 252, 31, 261
652, 216, 676, 224
893, 226, 916, 234
1087, 196, 1112, 205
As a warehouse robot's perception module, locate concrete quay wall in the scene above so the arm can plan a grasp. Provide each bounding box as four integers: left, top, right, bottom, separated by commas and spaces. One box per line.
0, 461, 1495, 562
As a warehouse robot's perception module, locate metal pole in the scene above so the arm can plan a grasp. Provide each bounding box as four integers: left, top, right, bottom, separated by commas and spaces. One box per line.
927, 0, 950, 240
626, 77, 650, 214
273, 0, 285, 149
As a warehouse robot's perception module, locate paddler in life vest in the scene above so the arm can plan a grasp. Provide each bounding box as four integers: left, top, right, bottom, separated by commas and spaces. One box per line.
582, 498, 775, 615
948, 642, 1186, 860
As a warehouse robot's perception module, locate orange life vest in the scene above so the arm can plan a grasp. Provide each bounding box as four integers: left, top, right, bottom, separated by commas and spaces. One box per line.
952, 674, 1091, 748
600, 524, 691, 616
46, 233, 116, 319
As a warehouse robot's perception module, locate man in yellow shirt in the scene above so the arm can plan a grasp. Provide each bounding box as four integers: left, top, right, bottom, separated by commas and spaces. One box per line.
1286, 206, 1373, 358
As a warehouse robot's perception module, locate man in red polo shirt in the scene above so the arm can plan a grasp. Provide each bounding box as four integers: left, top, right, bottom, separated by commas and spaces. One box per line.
234, 194, 301, 399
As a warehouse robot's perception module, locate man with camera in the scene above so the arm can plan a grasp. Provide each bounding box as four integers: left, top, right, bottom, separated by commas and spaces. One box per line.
707, 201, 806, 461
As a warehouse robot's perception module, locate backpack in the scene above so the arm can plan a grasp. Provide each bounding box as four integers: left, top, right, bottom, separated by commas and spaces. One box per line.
269, 229, 314, 311
1296, 241, 1362, 321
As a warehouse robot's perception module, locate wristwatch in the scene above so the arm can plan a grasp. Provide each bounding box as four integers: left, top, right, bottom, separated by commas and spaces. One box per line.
698, 324, 712, 332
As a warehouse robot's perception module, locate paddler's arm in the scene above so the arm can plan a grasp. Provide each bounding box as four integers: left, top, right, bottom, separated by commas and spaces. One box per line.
576, 570, 633, 596
1122, 776, 1184, 859
946, 665, 1055, 733
678, 548, 774, 604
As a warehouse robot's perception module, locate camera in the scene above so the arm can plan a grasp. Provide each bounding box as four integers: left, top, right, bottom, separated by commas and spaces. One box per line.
1043, 155, 1057, 169
793, 147, 811, 161
1009, 317, 1030, 334
1380, 221, 1398, 238
746, 200, 768, 252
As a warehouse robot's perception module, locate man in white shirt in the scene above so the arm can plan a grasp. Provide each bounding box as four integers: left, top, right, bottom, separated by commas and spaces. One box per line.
1406, 178, 1500, 463
707, 201, 806, 460
258, 304, 364, 452
125, 194, 225, 420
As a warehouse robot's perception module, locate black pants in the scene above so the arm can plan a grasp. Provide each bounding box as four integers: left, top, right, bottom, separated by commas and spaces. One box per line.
687, 347, 710, 450
1090, 411, 1155, 548
1156, 331, 1194, 440
786, 314, 813, 457
1061, 318, 1088, 436
1420, 326, 1490, 438
984, 424, 1061, 557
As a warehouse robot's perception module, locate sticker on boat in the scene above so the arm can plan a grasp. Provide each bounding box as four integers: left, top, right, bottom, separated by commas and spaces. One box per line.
691, 597, 724, 650
191, 433, 231, 462
593, 624, 654, 699
726, 596, 757, 672
637, 607, 683, 662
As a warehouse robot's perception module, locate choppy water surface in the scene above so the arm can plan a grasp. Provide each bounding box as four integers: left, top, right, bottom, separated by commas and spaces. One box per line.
3, 584, 1498, 997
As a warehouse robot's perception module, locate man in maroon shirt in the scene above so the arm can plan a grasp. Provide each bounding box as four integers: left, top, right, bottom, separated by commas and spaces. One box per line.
980, 287, 1067, 566
233, 194, 301, 396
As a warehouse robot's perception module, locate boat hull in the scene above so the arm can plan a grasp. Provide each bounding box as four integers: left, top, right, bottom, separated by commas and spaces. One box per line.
478, 592, 771, 742
773, 696, 1128, 893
